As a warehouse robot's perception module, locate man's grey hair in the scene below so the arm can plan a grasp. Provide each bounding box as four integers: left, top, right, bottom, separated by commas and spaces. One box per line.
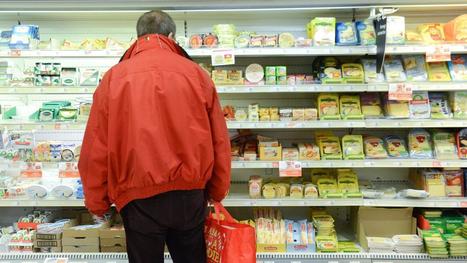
136, 10, 176, 37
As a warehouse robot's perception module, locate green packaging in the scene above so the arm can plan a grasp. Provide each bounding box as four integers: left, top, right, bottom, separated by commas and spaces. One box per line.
276, 66, 287, 77
265, 66, 276, 76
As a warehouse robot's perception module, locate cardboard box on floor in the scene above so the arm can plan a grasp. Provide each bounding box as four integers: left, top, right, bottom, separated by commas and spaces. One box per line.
357, 207, 416, 251
62, 212, 109, 251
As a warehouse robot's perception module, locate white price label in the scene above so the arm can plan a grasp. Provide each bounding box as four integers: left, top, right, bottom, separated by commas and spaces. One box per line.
44, 258, 68, 263
426, 45, 451, 62
388, 83, 413, 101
211, 49, 235, 66
279, 161, 302, 177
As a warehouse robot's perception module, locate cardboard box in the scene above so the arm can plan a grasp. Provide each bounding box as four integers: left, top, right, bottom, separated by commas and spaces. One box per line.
63, 227, 102, 246
34, 246, 62, 253
101, 245, 127, 252
63, 245, 99, 253
356, 207, 416, 251
99, 228, 125, 239
35, 233, 62, 240
100, 237, 126, 248
34, 239, 62, 248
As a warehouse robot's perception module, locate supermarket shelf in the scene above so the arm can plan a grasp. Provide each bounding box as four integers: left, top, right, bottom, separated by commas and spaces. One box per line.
0, 86, 96, 94
0, 44, 465, 58
0, 196, 465, 208
227, 119, 467, 129
0, 252, 465, 262
216, 82, 467, 93
232, 160, 467, 168
2, 119, 466, 130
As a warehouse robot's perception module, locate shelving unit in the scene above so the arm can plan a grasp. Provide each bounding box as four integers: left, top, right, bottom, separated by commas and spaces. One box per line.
0, 1, 466, 262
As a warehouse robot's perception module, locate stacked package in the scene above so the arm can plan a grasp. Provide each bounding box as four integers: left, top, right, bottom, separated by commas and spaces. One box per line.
392, 235, 424, 253
366, 237, 395, 253
447, 235, 467, 256
312, 210, 338, 252
423, 231, 449, 258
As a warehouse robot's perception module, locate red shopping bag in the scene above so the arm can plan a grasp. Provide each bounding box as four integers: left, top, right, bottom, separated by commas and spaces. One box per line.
205, 202, 256, 263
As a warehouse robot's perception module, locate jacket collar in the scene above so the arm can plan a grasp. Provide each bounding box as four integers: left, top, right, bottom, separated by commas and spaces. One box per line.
120, 34, 191, 62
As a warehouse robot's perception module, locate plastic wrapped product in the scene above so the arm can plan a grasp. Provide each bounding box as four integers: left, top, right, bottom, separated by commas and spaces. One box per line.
383, 93, 410, 119
432, 131, 458, 160
234, 35, 250, 48
263, 34, 278, 47
361, 188, 384, 199
245, 63, 264, 83
203, 33, 218, 48
297, 143, 320, 160
356, 20, 376, 45
450, 91, 467, 119
290, 184, 304, 198
406, 30, 423, 43
384, 135, 409, 158
364, 136, 388, 159
402, 55, 428, 81
342, 135, 364, 160
360, 93, 383, 119
384, 56, 407, 82
408, 129, 433, 159
457, 129, 467, 159
409, 91, 431, 119
448, 55, 467, 81
282, 147, 299, 161
361, 59, 385, 83
249, 176, 263, 199
304, 184, 318, 198
417, 24, 445, 43
189, 34, 202, 49
278, 33, 295, 48
318, 93, 340, 120
336, 22, 358, 46
340, 95, 363, 120
318, 136, 342, 160
427, 62, 451, 82
398, 189, 430, 198
444, 170, 464, 197
311, 17, 336, 46
342, 63, 364, 83
386, 16, 406, 45
429, 93, 452, 119
443, 14, 467, 42
262, 183, 276, 199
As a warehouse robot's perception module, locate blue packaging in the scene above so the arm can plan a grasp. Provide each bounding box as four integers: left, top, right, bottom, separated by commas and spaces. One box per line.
336, 22, 358, 46
448, 55, 467, 81
9, 25, 39, 49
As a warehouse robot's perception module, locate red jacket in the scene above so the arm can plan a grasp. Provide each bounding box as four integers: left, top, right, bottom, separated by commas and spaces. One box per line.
78, 34, 231, 216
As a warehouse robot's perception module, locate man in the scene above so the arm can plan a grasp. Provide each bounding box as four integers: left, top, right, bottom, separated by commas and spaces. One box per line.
78, 10, 231, 263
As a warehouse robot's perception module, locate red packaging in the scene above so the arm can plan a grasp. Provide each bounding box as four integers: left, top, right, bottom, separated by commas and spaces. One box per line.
444, 169, 464, 197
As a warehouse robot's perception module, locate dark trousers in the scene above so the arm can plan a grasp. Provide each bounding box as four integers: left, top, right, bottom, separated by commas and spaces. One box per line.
120, 190, 207, 263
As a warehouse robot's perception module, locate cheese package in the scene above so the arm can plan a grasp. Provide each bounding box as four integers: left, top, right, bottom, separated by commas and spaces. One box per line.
318, 136, 342, 160
311, 168, 333, 185
317, 178, 340, 198
406, 30, 423, 43
310, 17, 336, 46
275, 183, 289, 198
402, 55, 428, 81
318, 93, 340, 120
342, 135, 364, 160
361, 59, 385, 83
409, 91, 431, 119
290, 184, 304, 198
443, 14, 467, 42
279, 108, 293, 121
248, 103, 259, 122
79, 68, 99, 86
234, 35, 250, 48
262, 183, 276, 199
384, 135, 409, 158
417, 24, 445, 43
297, 143, 320, 160
316, 57, 343, 84
433, 131, 458, 160
304, 108, 318, 121
429, 93, 452, 119
304, 183, 319, 198
259, 146, 282, 161
384, 56, 407, 82
245, 63, 264, 83
336, 22, 358, 46
360, 93, 383, 119
444, 170, 464, 197
356, 20, 376, 45
364, 136, 388, 159
408, 129, 433, 159
422, 171, 446, 197
450, 91, 467, 119
342, 63, 364, 83
340, 95, 363, 120
292, 108, 305, 121
448, 55, 467, 81
457, 129, 467, 159
278, 33, 295, 48
282, 147, 299, 161
427, 62, 451, 82
383, 94, 410, 119
249, 176, 263, 199
386, 16, 406, 45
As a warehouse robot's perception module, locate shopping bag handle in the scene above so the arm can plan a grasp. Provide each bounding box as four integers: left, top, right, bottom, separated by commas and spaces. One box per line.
211, 202, 236, 223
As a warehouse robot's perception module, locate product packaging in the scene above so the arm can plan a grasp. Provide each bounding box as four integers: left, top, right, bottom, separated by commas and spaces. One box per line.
457, 129, 467, 159
360, 93, 383, 119
278, 33, 295, 48
384, 136, 409, 158
409, 91, 431, 119
433, 131, 458, 160
310, 17, 336, 46
429, 93, 452, 119
249, 176, 263, 199
417, 24, 445, 43
402, 55, 428, 81
408, 129, 433, 159
448, 55, 467, 81
79, 68, 99, 86
361, 59, 385, 83
342, 63, 364, 83
282, 147, 299, 160
356, 20, 376, 45
317, 134, 342, 160
386, 16, 406, 44
336, 22, 358, 46
450, 91, 467, 119
318, 93, 340, 120
297, 143, 320, 160
383, 93, 410, 119
342, 135, 365, 160
443, 14, 467, 42
339, 95, 363, 120
427, 62, 452, 82
384, 56, 407, 82
444, 170, 464, 197
364, 136, 388, 159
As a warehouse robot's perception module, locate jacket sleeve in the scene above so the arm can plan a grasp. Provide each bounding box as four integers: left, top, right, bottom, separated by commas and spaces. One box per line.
204, 76, 231, 202
78, 73, 111, 216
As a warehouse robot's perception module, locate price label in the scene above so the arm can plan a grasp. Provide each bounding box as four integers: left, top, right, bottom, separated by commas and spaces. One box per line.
460, 201, 467, 208
388, 83, 413, 101
426, 45, 451, 62
279, 161, 302, 177
211, 49, 235, 66
432, 160, 442, 168
54, 123, 62, 130
10, 50, 21, 57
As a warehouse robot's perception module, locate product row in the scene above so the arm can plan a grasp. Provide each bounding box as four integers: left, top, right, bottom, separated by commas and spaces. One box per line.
248, 168, 467, 200
0, 207, 465, 257
223, 92, 467, 122
0, 61, 103, 87
3, 100, 91, 122
210, 55, 467, 86
231, 129, 467, 162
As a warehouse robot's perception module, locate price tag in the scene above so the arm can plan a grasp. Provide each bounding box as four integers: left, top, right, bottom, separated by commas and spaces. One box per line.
272, 162, 279, 168
44, 259, 68, 263
279, 161, 302, 177
426, 45, 451, 62
432, 160, 442, 168
54, 123, 62, 130
388, 83, 413, 101
460, 201, 467, 208
211, 49, 235, 66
